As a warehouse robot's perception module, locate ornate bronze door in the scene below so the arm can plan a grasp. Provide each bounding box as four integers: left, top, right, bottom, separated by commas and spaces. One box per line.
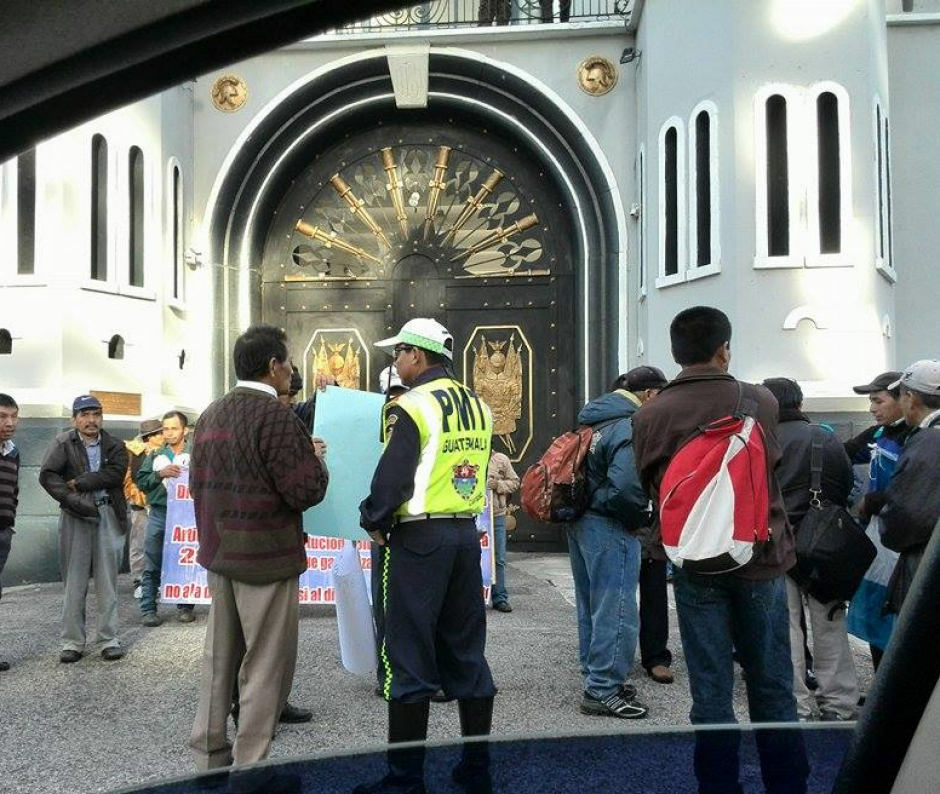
261, 121, 576, 549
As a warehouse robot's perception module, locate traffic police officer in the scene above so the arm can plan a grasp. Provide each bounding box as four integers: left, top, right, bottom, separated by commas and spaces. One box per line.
357, 318, 497, 794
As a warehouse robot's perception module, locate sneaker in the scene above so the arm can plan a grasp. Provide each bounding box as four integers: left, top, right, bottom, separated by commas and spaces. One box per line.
580, 692, 648, 719
133, 585, 142, 599
141, 612, 163, 627
492, 601, 512, 613
819, 709, 857, 722
618, 683, 637, 700
59, 649, 82, 664
101, 646, 125, 661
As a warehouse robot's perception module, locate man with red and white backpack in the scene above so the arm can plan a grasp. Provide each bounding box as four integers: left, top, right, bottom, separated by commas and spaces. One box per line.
632, 307, 807, 792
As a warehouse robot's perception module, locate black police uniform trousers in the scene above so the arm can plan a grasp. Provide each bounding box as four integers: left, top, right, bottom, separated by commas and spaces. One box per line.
379, 517, 496, 704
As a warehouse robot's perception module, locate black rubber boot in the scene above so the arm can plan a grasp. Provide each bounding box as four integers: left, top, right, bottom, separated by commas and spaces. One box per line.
353, 700, 430, 794
452, 697, 494, 794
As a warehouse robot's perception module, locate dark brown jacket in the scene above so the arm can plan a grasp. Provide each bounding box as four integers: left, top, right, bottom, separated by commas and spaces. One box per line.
39, 429, 130, 532
191, 386, 328, 585
632, 365, 795, 581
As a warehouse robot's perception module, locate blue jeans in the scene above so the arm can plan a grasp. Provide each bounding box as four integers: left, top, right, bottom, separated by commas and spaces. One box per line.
492, 515, 509, 605
141, 507, 192, 616
672, 569, 807, 794
567, 513, 641, 700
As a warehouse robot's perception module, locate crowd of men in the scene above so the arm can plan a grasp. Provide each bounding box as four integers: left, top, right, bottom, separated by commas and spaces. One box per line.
0, 306, 939, 794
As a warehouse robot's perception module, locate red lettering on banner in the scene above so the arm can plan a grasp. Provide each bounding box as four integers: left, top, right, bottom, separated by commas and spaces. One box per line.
178, 546, 197, 566
297, 585, 337, 604
175, 483, 192, 501
483, 585, 491, 602
361, 557, 372, 571
180, 582, 210, 600
164, 584, 182, 599
303, 536, 346, 551
479, 533, 490, 549
171, 525, 198, 543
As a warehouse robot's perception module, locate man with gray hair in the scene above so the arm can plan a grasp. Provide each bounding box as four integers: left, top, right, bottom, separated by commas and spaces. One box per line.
863, 360, 940, 615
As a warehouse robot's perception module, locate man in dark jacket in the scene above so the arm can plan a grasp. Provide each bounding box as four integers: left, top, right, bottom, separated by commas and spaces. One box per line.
0, 393, 20, 672
189, 324, 328, 794
39, 394, 129, 663
869, 360, 940, 615
633, 307, 807, 793
763, 377, 857, 721
569, 385, 650, 719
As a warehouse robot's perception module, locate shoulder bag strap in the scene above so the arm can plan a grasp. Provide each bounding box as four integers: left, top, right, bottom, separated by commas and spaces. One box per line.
809, 426, 824, 508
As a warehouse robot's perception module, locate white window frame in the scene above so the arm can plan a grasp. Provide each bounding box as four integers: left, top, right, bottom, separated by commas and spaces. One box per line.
754, 84, 804, 269
805, 81, 853, 268
116, 144, 156, 301
637, 145, 647, 299
0, 154, 44, 287
873, 98, 897, 283
656, 116, 687, 289
688, 100, 721, 281
166, 157, 187, 308
83, 132, 119, 294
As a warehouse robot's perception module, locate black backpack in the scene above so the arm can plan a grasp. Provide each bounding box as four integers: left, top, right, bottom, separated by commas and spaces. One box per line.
790, 428, 876, 603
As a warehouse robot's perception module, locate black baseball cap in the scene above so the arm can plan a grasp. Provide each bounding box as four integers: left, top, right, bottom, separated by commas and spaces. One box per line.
624, 366, 668, 392
852, 372, 902, 395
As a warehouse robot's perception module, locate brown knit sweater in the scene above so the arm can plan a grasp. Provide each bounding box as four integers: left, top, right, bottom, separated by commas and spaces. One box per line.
191, 386, 328, 584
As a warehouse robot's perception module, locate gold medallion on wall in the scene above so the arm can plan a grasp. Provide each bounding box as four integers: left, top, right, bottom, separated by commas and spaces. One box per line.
577, 57, 618, 97
301, 329, 369, 394
211, 74, 248, 112
463, 326, 533, 462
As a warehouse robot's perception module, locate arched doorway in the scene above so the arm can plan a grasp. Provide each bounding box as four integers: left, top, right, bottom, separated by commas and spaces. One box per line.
262, 121, 575, 547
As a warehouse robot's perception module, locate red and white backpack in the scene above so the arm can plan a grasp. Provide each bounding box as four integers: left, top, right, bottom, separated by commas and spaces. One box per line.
658, 384, 771, 574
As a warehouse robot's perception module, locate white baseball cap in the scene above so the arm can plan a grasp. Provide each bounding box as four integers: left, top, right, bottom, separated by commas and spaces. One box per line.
379, 365, 406, 394
889, 359, 940, 395
375, 318, 454, 360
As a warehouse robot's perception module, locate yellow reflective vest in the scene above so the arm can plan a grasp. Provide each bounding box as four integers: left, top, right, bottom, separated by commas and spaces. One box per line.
387, 376, 493, 518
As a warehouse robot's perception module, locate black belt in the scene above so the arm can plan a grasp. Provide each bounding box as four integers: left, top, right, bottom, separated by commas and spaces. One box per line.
397, 513, 474, 524
95, 497, 112, 507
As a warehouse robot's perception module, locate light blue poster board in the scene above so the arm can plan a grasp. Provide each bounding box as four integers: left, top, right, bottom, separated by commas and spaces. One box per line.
304, 385, 385, 541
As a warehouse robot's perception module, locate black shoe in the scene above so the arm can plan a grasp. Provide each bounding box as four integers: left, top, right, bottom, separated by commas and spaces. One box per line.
101, 646, 125, 661
59, 649, 82, 664
141, 612, 163, 627
492, 601, 512, 613
178, 608, 196, 624
580, 692, 648, 719
280, 701, 313, 723
805, 668, 819, 691
0, 660, 9, 672
819, 709, 857, 722
352, 776, 426, 794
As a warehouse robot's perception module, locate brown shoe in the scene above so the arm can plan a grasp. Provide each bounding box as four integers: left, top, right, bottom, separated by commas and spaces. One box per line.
648, 664, 674, 684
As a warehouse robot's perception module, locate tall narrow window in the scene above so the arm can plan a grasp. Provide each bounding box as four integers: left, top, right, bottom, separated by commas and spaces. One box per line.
637, 148, 646, 292
694, 112, 712, 267
885, 121, 894, 271
816, 92, 841, 254
766, 95, 790, 257
108, 334, 125, 360
172, 164, 182, 300
0, 329, 11, 355
91, 135, 108, 281
17, 149, 36, 275
875, 104, 886, 263
664, 127, 679, 277
128, 146, 145, 287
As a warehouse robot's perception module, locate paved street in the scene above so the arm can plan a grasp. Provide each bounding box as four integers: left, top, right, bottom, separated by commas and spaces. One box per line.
0, 553, 874, 794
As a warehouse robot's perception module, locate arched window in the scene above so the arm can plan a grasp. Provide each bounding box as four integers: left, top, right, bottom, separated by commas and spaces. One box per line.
657, 117, 686, 286
91, 134, 108, 281
107, 334, 124, 360
807, 83, 852, 266
171, 162, 183, 300
17, 149, 36, 276
873, 100, 894, 278
689, 102, 720, 276
637, 147, 646, 293
128, 146, 145, 287
0, 329, 11, 355
765, 94, 790, 257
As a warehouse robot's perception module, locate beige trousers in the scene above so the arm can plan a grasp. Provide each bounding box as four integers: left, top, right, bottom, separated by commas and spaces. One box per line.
127, 506, 148, 580
190, 572, 299, 770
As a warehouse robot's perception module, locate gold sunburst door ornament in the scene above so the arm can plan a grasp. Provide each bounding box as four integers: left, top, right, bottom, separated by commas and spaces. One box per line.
288, 145, 547, 281
577, 57, 618, 97
465, 326, 534, 461
211, 74, 248, 112
303, 330, 368, 392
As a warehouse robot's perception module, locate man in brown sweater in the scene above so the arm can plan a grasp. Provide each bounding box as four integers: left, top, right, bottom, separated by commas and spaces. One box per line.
632, 307, 806, 793
189, 324, 328, 794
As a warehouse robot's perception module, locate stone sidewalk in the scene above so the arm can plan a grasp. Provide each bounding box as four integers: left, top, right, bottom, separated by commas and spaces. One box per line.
0, 553, 874, 794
